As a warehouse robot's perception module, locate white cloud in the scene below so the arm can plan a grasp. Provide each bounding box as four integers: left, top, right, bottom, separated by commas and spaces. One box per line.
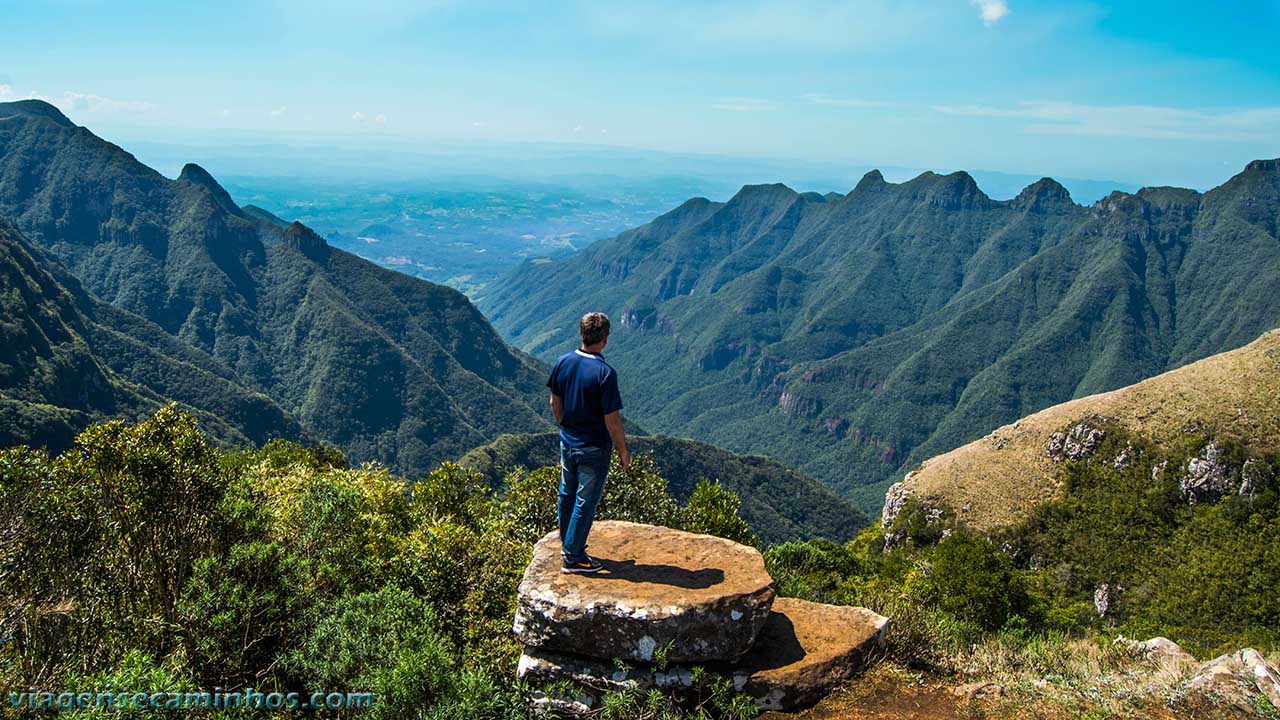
804, 93, 884, 108
712, 97, 773, 112
352, 111, 366, 121
269, 106, 287, 118
0, 84, 14, 100
572, 124, 583, 133
932, 100, 1280, 141
972, 0, 1009, 25
374, 114, 387, 124
55, 91, 155, 114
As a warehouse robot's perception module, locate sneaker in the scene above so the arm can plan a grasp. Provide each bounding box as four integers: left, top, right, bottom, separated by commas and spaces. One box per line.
561, 555, 604, 574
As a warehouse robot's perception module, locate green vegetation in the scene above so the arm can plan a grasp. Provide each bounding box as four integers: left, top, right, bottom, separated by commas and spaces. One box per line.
459, 432, 868, 544
482, 159, 1280, 514
765, 423, 1280, 668
0, 406, 762, 719
0, 216, 302, 451
0, 99, 552, 476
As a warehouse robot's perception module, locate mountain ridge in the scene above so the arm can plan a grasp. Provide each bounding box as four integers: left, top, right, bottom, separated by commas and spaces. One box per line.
482, 155, 1280, 512
0, 99, 552, 475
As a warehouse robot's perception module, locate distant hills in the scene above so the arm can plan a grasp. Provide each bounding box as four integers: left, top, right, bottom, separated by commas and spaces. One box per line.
0, 99, 551, 474
459, 432, 868, 544
481, 160, 1280, 512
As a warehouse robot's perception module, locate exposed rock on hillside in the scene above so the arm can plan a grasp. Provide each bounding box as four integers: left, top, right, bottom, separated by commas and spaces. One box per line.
1046, 419, 1106, 462
1180, 442, 1238, 504
892, 329, 1280, 531
282, 220, 330, 260
1183, 648, 1280, 713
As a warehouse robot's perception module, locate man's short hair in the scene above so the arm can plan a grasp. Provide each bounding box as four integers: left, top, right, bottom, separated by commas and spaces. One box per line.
579, 312, 611, 346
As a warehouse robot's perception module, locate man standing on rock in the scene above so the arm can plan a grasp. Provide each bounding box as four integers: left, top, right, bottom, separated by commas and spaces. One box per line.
547, 312, 630, 574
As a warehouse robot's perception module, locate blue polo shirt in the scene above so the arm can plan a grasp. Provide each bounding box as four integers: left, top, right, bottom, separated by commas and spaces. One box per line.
547, 349, 624, 449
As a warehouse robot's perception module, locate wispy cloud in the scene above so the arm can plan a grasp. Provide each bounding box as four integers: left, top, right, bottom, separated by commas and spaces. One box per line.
803, 93, 885, 108
712, 97, 774, 112
269, 106, 288, 118
352, 111, 366, 121
1, 85, 155, 114
972, 0, 1009, 26
57, 91, 156, 114
932, 100, 1280, 141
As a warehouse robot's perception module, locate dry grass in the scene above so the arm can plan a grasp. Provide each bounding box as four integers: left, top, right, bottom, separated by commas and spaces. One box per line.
765, 639, 1280, 720
902, 329, 1280, 531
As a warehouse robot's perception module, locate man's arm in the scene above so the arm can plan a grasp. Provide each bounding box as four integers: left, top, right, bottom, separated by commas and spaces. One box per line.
549, 393, 564, 424
604, 411, 630, 472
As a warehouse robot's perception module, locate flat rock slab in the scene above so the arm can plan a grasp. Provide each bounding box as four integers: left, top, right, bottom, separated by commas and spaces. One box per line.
513, 520, 775, 662
732, 598, 889, 710
517, 597, 889, 712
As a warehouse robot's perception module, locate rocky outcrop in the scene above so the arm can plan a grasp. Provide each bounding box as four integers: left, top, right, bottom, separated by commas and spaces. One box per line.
1240, 458, 1273, 498
778, 390, 821, 419
881, 480, 912, 528
1180, 443, 1237, 504
513, 521, 775, 662
1046, 419, 1106, 462
282, 221, 330, 261
1182, 648, 1280, 713
512, 522, 888, 712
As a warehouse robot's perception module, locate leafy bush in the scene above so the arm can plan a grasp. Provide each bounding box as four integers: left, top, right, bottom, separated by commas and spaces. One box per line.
684, 480, 759, 548
918, 533, 1024, 631
0, 407, 761, 719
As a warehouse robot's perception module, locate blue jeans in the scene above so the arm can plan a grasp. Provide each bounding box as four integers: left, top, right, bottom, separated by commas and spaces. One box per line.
558, 442, 610, 562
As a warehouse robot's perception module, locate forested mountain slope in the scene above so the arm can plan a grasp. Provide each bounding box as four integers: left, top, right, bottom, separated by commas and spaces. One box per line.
481, 160, 1280, 511
0, 99, 551, 474
0, 216, 302, 449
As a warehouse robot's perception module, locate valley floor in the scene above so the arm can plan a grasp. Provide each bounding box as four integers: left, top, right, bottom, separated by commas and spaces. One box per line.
766, 664, 1262, 720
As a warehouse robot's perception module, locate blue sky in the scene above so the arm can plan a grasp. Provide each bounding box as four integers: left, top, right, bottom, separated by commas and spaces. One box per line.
2, 0, 1278, 188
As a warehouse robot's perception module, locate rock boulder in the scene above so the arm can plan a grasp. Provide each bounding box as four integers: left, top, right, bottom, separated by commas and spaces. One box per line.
513, 521, 775, 662
517, 597, 889, 711
1183, 648, 1280, 712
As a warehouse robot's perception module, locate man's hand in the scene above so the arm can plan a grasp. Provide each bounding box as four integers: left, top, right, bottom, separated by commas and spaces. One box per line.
549, 393, 564, 424
604, 411, 629, 472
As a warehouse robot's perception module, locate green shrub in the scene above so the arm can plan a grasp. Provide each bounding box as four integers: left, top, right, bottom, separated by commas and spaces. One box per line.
683, 480, 758, 547
919, 532, 1022, 631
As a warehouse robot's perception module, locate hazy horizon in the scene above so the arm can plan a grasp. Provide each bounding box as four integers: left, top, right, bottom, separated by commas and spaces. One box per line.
4, 1, 1278, 191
